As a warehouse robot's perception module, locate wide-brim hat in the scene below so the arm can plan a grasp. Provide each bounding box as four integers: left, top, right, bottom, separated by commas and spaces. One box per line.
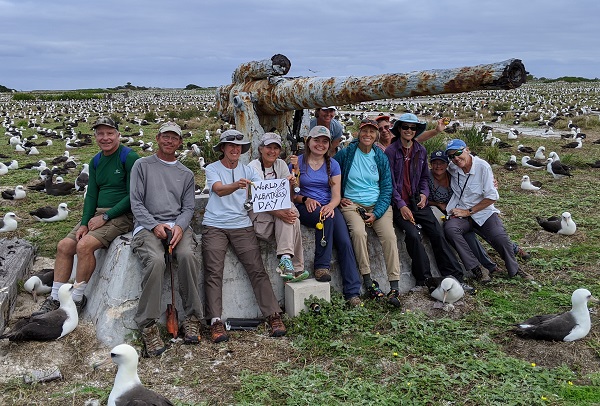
213, 129, 251, 154
390, 113, 427, 137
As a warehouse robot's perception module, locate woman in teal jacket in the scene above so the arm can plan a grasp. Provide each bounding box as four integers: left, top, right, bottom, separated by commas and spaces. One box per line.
334, 119, 401, 307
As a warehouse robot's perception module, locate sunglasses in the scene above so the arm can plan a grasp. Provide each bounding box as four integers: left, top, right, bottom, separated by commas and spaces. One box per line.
400, 124, 417, 131
225, 134, 244, 141
360, 119, 379, 126
378, 125, 390, 132
448, 149, 465, 159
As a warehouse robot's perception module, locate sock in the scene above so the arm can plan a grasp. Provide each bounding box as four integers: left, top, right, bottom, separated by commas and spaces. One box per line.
363, 273, 372, 287
390, 280, 399, 290
72, 281, 87, 302
51, 281, 64, 301
211, 317, 221, 325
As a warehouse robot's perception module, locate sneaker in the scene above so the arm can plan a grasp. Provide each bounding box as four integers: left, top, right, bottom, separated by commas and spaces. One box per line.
32, 297, 59, 316
266, 313, 287, 337
460, 282, 476, 295
141, 323, 166, 357
347, 296, 362, 307
387, 289, 401, 308
366, 280, 385, 300
182, 315, 201, 344
314, 268, 331, 282
471, 266, 492, 284
74, 295, 87, 315
289, 270, 309, 283
516, 247, 531, 260
277, 256, 294, 280
210, 320, 229, 343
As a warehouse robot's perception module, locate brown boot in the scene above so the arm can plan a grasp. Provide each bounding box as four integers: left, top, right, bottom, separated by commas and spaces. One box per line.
267, 313, 287, 337
141, 323, 166, 357
472, 266, 492, 284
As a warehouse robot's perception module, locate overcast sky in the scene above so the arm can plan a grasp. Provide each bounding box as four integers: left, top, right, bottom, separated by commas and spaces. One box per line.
1, 0, 598, 91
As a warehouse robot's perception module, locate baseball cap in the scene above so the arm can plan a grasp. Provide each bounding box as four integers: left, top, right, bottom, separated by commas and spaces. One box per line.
445, 139, 467, 152
158, 121, 182, 137
374, 114, 391, 122
430, 150, 449, 163
306, 125, 331, 139
359, 119, 379, 130
92, 117, 118, 130
261, 132, 282, 147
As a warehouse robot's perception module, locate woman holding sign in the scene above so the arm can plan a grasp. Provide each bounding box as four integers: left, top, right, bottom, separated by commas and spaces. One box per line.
249, 132, 309, 282
292, 125, 362, 307
202, 130, 287, 343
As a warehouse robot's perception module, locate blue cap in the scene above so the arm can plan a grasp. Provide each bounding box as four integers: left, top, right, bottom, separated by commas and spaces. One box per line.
430, 150, 449, 163
445, 139, 467, 152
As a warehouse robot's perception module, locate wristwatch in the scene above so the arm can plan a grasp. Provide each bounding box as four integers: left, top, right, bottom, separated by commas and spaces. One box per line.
102, 213, 110, 221
302, 196, 308, 203
468, 208, 473, 215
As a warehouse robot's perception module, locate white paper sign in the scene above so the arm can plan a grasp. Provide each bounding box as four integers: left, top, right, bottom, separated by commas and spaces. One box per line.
251, 178, 291, 213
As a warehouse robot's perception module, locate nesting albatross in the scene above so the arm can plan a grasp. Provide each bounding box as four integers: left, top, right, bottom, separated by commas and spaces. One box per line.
536, 212, 576, 235
514, 288, 597, 341
30, 202, 69, 222
0, 283, 78, 341
23, 269, 54, 302
95, 344, 174, 406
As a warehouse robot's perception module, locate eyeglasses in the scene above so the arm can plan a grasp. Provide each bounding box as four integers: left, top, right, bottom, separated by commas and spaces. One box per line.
159, 134, 181, 141
448, 149, 465, 159
378, 125, 390, 132
400, 124, 417, 131
225, 134, 244, 141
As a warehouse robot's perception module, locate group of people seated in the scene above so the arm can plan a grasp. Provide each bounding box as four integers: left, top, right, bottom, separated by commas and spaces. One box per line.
32, 110, 530, 357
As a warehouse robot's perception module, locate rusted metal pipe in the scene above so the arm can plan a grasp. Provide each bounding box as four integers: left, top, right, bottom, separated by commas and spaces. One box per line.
217, 58, 526, 120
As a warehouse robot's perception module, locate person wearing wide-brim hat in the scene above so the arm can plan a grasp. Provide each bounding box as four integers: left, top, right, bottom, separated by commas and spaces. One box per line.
387, 113, 448, 144
202, 129, 287, 343
384, 114, 470, 292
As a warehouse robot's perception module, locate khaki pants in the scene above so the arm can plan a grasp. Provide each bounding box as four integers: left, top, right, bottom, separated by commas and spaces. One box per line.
249, 208, 304, 273
340, 203, 400, 281
66, 208, 133, 247
131, 228, 204, 329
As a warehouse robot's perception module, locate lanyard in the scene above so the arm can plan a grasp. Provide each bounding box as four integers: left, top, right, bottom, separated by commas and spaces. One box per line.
456, 172, 471, 202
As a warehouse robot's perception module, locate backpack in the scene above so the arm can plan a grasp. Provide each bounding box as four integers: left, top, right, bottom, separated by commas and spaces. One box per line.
92, 146, 132, 170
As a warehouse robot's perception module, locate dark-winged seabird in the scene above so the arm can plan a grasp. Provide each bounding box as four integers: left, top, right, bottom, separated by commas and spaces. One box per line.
514, 288, 597, 341
0, 212, 21, 232
94, 344, 174, 406
75, 163, 89, 191
536, 212, 576, 235
517, 144, 534, 154
521, 175, 541, 191
45, 175, 75, 196
521, 156, 546, 170
546, 158, 572, 179
30, 202, 69, 222
1, 185, 26, 200
0, 283, 78, 341
23, 269, 54, 302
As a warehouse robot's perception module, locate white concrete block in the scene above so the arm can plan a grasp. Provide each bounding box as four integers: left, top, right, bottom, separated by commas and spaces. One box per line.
284, 278, 330, 318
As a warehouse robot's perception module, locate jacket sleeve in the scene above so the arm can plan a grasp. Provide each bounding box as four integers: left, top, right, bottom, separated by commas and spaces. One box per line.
373, 151, 392, 219
80, 157, 98, 226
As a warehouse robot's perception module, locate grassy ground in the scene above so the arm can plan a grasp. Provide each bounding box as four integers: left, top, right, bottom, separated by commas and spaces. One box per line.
1, 83, 600, 405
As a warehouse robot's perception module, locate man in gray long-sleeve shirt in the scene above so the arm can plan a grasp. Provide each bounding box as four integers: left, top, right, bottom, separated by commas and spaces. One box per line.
130, 121, 204, 357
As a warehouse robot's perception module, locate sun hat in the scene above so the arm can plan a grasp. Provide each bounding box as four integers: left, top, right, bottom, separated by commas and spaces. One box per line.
319, 106, 337, 111
91, 117, 118, 130
445, 139, 467, 152
260, 132, 282, 147
306, 125, 331, 140
158, 121, 182, 137
430, 150, 449, 163
213, 129, 251, 154
390, 113, 427, 137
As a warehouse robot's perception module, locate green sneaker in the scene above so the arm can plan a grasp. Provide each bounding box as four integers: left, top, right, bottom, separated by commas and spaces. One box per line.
289, 270, 309, 283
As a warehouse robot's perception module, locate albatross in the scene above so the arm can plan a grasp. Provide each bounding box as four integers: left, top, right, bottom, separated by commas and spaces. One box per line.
23, 269, 54, 302
0, 283, 78, 341
0, 212, 21, 232
536, 212, 576, 235
426, 277, 465, 304
30, 202, 69, 222
514, 288, 597, 341
94, 344, 174, 406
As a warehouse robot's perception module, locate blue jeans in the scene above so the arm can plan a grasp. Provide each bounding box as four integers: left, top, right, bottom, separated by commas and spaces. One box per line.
296, 204, 361, 299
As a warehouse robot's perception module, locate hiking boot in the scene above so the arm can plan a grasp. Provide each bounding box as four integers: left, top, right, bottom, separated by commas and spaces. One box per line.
210, 320, 229, 343
182, 315, 201, 344
266, 313, 287, 337
386, 289, 401, 308
141, 323, 166, 357
314, 268, 331, 282
472, 266, 492, 284
366, 280, 385, 300
74, 295, 87, 315
277, 256, 294, 280
347, 296, 362, 307
289, 270, 309, 283
32, 297, 59, 316
460, 282, 476, 295
512, 268, 535, 281
516, 246, 531, 260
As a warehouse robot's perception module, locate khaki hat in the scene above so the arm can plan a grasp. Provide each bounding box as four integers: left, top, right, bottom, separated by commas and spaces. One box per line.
158, 121, 182, 137
213, 129, 251, 154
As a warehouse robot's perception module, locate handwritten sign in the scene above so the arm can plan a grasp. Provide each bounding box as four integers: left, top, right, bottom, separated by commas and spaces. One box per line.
251, 178, 291, 213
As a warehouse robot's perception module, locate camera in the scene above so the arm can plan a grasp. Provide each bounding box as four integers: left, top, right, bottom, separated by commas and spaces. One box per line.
356, 207, 369, 221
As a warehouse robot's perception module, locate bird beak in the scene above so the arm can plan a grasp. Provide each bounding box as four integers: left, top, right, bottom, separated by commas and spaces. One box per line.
442, 291, 448, 304
92, 356, 113, 371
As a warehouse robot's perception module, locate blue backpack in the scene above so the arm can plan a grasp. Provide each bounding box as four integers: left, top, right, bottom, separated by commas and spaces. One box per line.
92, 146, 132, 170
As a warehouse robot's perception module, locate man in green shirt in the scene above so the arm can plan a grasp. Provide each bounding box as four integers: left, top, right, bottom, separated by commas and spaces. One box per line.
33, 117, 140, 316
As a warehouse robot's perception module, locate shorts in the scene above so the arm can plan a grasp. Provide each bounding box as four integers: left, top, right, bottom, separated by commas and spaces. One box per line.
66, 208, 134, 247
